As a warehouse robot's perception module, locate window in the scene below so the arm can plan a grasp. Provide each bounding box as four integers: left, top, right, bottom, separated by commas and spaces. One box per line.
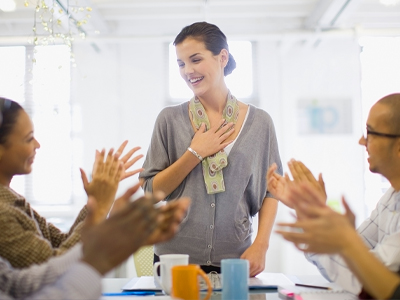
0, 45, 74, 207
359, 36, 400, 213
168, 41, 254, 101
0, 47, 25, 103
31, 45, 73, 205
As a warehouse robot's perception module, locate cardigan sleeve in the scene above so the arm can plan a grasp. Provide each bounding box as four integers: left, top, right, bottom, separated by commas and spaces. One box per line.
264, 111, 283, 200
35, 205, 87, 248
0, 203, 86, 268
139, 107, 174, 194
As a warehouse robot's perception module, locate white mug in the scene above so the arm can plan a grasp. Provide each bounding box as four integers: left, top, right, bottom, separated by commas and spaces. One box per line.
153, 254, 189, 295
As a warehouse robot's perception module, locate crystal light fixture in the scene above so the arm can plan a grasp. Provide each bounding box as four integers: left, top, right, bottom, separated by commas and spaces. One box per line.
380, 0, 400, 6
0, 0, 16, 12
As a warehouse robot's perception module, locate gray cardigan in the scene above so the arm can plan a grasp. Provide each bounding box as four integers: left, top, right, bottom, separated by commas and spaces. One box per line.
140, 102, 282, 267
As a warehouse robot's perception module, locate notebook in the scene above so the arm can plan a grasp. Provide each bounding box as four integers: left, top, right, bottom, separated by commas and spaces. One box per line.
294, 292, 358, 300
122, 276, 162, 292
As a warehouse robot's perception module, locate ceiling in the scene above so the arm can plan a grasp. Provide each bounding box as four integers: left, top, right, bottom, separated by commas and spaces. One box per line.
0, 0, 400, 43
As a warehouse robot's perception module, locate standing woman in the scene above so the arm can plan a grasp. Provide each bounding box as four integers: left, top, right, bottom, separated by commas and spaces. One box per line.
140, 22, 282, 276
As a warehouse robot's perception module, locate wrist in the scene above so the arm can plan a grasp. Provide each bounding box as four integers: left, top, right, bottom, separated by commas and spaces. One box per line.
252, 239, 269, 252
187, 147, 203, 161
81, 256, 110, 276
339, 229, 362, 257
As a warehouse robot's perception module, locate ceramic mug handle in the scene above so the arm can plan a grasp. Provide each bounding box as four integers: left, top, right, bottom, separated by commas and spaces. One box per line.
198, 268, 212, 300
152, 262, 165, 290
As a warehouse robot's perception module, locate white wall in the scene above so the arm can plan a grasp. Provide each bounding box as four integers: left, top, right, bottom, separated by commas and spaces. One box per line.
69, 36, 365, 276
71, 41, 167, 198
255, 38, 365, 275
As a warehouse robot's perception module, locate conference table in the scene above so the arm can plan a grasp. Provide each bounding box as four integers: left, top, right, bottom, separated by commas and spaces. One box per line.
100, 274, 333, 300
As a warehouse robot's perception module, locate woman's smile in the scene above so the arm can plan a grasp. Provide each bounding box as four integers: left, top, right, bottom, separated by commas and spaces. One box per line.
188, 76, 204, 85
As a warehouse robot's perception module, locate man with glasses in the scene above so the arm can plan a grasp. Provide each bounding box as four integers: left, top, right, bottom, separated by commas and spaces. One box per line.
299, 93, 400, 295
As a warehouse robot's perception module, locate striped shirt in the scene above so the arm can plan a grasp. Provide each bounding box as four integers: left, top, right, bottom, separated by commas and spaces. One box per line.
0, 244, 102, 300
306, 187, 400, 294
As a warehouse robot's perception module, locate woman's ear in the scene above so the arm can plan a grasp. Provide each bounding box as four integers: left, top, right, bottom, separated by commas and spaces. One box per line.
219, 49, 229, 68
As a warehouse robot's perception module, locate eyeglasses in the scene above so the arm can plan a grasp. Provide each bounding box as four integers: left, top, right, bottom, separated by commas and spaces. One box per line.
363, 128, 400, 141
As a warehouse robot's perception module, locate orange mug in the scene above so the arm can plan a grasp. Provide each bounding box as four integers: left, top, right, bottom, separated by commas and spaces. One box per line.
171, 264, 212, 300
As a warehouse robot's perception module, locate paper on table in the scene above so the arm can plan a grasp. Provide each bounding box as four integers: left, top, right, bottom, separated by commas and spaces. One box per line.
278, 285, 358, 300
249, 273, 294, 290
123, 273, 294, 292
294, 292, 358, 300
201, 272, 294, 291
122, 276, 162, 291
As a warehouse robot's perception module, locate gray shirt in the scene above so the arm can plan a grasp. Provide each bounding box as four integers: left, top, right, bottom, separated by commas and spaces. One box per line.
140, 102, 282, 267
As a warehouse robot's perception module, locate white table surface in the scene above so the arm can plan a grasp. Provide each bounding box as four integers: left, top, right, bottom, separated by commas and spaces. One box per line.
100, 274, 333, 299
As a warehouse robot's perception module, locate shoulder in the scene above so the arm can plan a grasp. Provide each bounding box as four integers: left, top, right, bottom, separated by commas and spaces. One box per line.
377, 187, 400, 212
0, 202, 14, 216
0, 202, 26, 219
153, 103, 189, 136
0, 203, 35, 233
0, 185, 24, 205
369, 187, 398, 216
157, 102, 187, 121
250, 105, 273, 123
380, 187, 397, 205
246, 105, 276, 134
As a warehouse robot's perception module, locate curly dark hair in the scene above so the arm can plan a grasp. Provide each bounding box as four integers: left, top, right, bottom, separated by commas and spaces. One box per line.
0, 97, 23, 145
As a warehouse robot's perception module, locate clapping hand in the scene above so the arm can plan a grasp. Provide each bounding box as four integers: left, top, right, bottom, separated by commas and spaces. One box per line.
266, 163, 292, 207
109, 183, 191, 246
266, 159, 326, 209
114, 140, 144, 181
81, 148, 122, 221
276, 183, 356, 254
143, 196, 191, 246
81, 193, 159, 275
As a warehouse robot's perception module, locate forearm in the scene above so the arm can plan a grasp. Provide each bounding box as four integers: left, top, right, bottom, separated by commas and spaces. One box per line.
153, 150, 201, 196
69, 205, 88, 232
341, 232, 400, 299
254, 197, 278, 249
55, 222, 85, 256
0, 213, 57, 268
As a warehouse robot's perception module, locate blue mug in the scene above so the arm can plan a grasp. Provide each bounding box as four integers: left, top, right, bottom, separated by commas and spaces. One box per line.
221, 259, 249, 300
